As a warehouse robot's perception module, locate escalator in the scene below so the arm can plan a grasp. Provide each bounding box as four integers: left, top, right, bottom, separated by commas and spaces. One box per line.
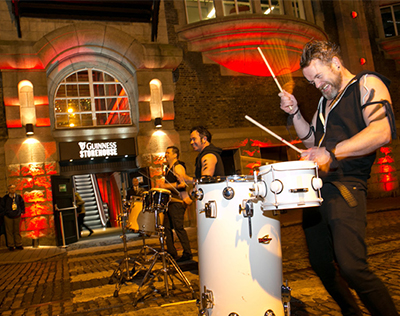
73, 174, 108, 230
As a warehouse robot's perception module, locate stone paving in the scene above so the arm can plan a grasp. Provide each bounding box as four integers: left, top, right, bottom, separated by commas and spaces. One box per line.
0, 209, 400, 315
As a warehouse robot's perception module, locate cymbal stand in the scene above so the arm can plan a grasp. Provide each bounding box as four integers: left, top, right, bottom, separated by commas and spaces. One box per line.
109, 200, 144, 297
133, 206, 196, 306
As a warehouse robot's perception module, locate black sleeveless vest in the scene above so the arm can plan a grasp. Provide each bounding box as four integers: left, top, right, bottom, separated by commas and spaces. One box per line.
314, 71, 390, 183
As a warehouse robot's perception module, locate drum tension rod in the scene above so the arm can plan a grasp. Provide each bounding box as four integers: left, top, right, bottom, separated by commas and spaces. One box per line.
239, 200, 254, 238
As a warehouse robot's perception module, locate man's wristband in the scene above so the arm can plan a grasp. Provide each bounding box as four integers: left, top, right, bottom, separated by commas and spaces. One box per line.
288, 107, 300, 118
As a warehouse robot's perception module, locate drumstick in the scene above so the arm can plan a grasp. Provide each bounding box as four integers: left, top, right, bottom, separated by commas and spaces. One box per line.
257, 47, 282, 93
245, 115, 303, 154
257, 47, 292, 110
138, 171, 181, 195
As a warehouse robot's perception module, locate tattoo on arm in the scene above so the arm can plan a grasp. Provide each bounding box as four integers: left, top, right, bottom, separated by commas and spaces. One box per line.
364, 88, 375, 104
202, 159, 208, 172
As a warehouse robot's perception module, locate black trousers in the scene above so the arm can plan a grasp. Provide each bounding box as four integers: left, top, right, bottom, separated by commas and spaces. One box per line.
163, 202, 191, 257
303, 182, 398, 316
78, 213, 93, 236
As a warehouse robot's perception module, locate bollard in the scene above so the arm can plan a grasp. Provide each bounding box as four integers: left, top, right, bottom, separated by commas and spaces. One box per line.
32, 238, 39, 248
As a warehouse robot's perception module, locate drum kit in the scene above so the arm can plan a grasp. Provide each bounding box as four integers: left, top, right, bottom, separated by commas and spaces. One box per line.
109, 187, 196, 302
108, 109, 324, 315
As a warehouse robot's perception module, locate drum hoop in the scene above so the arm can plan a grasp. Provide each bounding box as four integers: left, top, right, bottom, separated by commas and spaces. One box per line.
259, 162, 317, 176
150, 188, 171, 194
198, 175, 254, 184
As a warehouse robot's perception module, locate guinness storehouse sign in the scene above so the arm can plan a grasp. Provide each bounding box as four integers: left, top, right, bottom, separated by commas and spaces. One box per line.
59, 139, 136, 161
78, 141, 118, 158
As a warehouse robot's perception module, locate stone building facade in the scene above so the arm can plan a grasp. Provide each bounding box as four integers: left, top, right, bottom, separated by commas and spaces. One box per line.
0, 0, 399, 246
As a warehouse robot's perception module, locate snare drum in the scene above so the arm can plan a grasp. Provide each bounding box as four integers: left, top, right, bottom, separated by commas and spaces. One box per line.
196, 176, 284, 316
257, 160, 323, 210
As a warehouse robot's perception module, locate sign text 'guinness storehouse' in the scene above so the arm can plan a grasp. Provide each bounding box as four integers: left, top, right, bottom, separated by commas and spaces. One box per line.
78, 141, 118, 158
59, 139, 136, 161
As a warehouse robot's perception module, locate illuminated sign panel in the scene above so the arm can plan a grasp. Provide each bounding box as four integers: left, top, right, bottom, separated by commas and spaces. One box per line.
59, 139, 136, 161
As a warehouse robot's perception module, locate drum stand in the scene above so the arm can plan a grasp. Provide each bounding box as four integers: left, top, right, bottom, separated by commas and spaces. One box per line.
133, 206, 196, 306
109, 205, 144, 297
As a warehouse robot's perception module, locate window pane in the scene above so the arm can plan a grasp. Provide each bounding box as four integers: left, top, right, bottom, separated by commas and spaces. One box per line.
69, 113, 81, 127
55, 114, 69, 128
56, 85, 66, 98
77, 70, 89, 82
237, 0, 251, 14
55, 99, 67, 113
108, 112, 120, 125
223, 0, 236, 15
93, 84, 105, 96
186, 0, 201, 23
261, 0, 281, 15
96, 113, 107, 125
80, 98, 92, 111
78, 84, 90, 97
104, 73, 115, 82
107, 98, 116, 110
92, 70, 104, 82
66, 85, 79, 97
81, 114, 93, 126
105, 84, 117, 96
394, 5, 400, 36
119, 98, 129, 110
95, 98, 106, 111
120, 112, 131, 124
67, 99, 79, 113
117, 85, 123, 95
381, 7, 396, 37
66, 73, 77, 82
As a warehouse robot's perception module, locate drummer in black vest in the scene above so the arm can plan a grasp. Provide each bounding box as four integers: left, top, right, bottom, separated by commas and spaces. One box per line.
159, 146, 193, 262
190, 126, 225, 178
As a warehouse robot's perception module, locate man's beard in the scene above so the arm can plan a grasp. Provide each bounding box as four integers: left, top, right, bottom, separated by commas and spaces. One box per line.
321, 70, 343, 100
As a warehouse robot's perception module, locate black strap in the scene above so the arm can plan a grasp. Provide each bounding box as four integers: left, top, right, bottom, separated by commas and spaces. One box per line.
361, 100, 397, 139
331, 181, 358, 208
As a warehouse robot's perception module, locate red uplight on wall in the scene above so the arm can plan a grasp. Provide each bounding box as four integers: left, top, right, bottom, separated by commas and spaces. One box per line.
351, 11, 358, 19
360, 58, 366, 65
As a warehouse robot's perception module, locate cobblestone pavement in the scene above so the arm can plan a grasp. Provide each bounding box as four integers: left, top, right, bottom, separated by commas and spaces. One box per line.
1, 209, 400, 316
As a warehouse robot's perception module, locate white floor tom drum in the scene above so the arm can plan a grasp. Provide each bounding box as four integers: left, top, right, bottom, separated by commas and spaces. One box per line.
195, 175, 285, 316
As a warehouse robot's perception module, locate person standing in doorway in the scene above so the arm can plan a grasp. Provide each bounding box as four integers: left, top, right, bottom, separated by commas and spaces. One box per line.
75, 191, 94, 238
0, 184, 25, 251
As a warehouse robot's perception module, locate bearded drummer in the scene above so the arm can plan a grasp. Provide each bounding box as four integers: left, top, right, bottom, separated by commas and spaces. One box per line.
159, 146, 193, 263
279, 40, 398, 316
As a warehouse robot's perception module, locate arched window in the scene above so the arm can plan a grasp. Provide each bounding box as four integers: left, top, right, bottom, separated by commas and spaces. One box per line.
54, 69, 131, 129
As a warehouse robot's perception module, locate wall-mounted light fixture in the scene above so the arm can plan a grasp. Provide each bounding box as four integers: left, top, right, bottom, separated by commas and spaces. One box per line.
25, 123, 34, 136
155, 117, 162, 128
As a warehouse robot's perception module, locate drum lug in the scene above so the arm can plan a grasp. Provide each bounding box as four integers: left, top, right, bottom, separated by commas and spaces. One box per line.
239, 200, 253, 217
204, 200, 217, 218
252, 181, 267, 198
200, 286, 214, 311
282, 280, 292, 316
239, 200, 254, 238
222, 186, 235, 200
264, 310, 276, 316
191, 188, 204, 201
